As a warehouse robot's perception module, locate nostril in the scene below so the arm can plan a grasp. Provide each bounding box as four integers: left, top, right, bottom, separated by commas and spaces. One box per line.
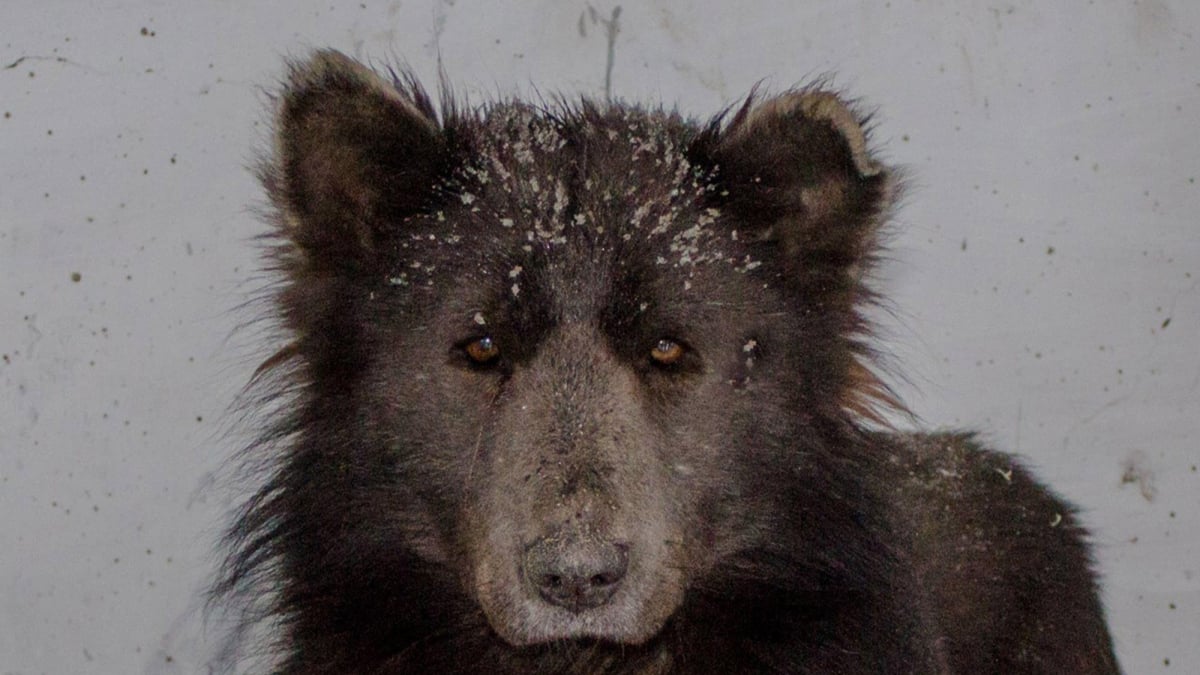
524, 537, 629, 612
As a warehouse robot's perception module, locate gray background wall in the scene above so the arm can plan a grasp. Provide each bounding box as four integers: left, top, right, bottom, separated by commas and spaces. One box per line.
2, 1, 1197, 672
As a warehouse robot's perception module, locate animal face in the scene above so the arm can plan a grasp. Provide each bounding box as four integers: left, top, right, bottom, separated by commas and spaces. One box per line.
240, 49, 891, 650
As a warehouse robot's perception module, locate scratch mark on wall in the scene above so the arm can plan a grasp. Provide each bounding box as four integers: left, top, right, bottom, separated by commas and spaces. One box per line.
23, 314, 42, 358
1120, 450, 1157, 502
4, 55, 89, 72
428, 0, 457, 70
1062, 394, 1130, 450
582, 4, 622, 102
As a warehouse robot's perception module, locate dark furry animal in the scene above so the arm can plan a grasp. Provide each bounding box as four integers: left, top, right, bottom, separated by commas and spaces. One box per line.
217, 50, 1120, 673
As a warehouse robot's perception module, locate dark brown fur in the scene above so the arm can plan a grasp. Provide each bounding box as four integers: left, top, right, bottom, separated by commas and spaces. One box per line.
215, 50, 1119, 673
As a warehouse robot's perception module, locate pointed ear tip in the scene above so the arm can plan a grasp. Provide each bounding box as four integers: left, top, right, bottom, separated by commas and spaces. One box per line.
302, 48, 360, 70
733, 89, 871, 138
284, 49, 376, 93
280, 51, 438, 120
752, 90, 885, 179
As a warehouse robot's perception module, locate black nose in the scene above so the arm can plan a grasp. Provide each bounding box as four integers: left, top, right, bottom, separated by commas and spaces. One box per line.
524, 535, 629, 612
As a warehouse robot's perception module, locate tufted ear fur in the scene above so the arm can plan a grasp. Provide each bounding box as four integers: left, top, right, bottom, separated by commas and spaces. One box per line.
264, 49, 453, 271
704, 90, 894, 306
698, 91, 900, 423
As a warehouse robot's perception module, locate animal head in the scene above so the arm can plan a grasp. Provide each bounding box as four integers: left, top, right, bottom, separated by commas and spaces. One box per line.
242, 49, 896, 648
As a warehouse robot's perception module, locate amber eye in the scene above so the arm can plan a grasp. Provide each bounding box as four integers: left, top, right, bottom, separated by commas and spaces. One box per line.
650, 339, 685, 365
464, 336, 501, 364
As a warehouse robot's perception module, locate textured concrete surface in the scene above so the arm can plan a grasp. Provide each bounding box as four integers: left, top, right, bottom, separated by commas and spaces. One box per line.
2, 1, 1197, 672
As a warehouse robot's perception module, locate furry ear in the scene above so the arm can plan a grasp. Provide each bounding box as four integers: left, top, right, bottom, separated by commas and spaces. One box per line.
266, 50, 451, 269
705, 90, 893, 298
702, 91, 901, 423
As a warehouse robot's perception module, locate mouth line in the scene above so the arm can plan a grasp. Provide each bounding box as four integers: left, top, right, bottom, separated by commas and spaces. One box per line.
510, 631, 655, 652
495, 604, 666, 648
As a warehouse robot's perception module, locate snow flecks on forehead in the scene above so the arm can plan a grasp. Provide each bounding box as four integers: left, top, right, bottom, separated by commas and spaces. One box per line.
667, 207, 726, 268
382, 102, 764, 292
452, 104, 575, 248
581, 111, 755, 276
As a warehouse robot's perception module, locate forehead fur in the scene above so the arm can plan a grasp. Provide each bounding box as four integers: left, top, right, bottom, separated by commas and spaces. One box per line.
388, 103, 756, 292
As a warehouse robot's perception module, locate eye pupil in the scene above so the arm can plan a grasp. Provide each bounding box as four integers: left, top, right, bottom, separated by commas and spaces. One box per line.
465, 336, 500, 364
650, 339, 684, 365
